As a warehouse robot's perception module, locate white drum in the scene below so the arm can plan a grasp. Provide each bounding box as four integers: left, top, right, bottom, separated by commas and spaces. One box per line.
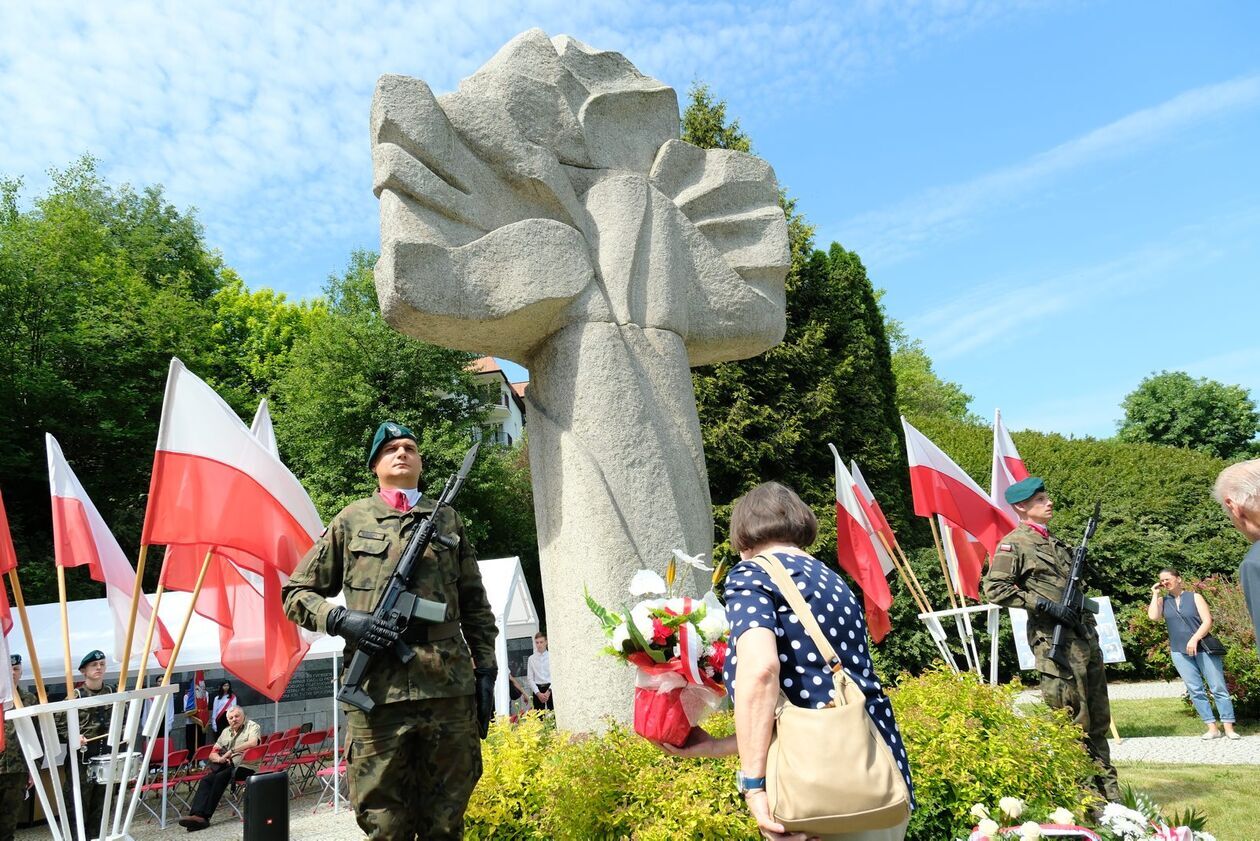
87, 751, 143, 785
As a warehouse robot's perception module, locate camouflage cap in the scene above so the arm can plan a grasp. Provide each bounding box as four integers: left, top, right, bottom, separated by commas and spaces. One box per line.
367, 421, 418, 470
79, 649, 106, 670
1005, 476, 1046, 505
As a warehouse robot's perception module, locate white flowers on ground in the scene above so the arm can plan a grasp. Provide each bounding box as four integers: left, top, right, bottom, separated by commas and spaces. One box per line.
1047, 807, 1075, 825
1099, 803, 1150, 841
976, 818, 1000, 838
969, 803, 991, 821
998, 797, 1025, 820
1018, 821, 1041, 839
629, 569, 667, 596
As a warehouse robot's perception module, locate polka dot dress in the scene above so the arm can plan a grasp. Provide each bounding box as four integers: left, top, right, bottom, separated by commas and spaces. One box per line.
723, 551, 914, 805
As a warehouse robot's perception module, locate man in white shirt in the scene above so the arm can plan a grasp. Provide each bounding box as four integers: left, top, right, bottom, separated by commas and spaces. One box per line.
526, 633, 553, 711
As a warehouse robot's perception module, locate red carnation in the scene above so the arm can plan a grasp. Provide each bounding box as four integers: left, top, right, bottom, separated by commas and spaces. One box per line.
651, 616, 672, 646
709, 640, 728, 673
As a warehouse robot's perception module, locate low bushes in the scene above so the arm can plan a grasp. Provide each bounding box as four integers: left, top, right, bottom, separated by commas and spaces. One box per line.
465, 667, 1101, 840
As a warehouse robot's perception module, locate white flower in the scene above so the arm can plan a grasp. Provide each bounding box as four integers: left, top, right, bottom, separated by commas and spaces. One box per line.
969, 804, 991, 821
611, 622, 631, 651
976, 818, 1000, 839
1047, 807, 1074, 825
630, 602, 659, 643
1194, 832, 1217, 841
672, 548, 713, 571
998, 797, 1024, 820
1018, 821, 1041, 840
699, 604, 730, 641
629, 569, 667, 596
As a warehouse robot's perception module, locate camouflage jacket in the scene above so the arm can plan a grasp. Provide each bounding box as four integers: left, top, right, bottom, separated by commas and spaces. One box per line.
57, 682, 116, 749
282, 494, 498, 707
983, 523, 1097, 645
1, 688, 37, 774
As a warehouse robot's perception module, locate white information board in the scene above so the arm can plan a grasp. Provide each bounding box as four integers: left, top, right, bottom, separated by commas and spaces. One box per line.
1010, 595, 1126, 670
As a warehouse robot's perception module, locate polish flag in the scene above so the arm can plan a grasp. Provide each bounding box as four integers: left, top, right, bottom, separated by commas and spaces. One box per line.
142, 359, 321, 575
828, 445, 893, 642
938, 516, 986, 600
0, 580, 10, 748
0, 490, 16, 580
47, 434, 174, 667
850, 460, 900, 557
990, 409, 1030, 525
902, 417, 1017, 556
182, 670, 210, 730
152, 388, 316, 701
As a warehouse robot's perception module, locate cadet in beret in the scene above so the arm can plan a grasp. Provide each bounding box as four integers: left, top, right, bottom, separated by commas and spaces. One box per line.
983, 478, 1120, 803
2, 654, 36, 841
62, 649, 116, 836
283, 421, 497, 841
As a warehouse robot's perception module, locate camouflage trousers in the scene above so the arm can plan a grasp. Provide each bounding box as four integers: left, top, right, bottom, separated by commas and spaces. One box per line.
1, 772, 26, 841
1037, 634, 1122, 803
345, 695, 482, 841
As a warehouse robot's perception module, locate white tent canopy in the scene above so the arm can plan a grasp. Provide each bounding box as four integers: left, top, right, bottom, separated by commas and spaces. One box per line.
9, 557, 538, 711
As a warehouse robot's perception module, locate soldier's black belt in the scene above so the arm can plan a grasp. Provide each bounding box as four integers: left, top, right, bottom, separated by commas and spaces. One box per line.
401, 621, 460, 644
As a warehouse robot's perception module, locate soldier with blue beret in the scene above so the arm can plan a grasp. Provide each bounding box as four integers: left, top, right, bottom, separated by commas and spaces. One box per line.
984, 477, 1120, 803
284, 421, 498, 840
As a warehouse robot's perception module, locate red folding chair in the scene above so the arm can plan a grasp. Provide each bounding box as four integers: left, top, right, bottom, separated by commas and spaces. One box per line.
287, 730, 329, 793
170, 744, 216, 811
135, 748, 189, 823
312, 761, 348, 813
282, 726, 301, 740
223, 745, 270, 819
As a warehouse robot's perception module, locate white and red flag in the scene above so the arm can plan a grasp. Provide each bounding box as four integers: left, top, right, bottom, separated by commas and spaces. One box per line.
47, 434, 174, 667
901, 417, 1017, 557
0, 491, 15, 748
146, 371, 319, 700
850, 460, 900, 557
828, 445, 893, 642
182, 670, 210, 730
990, 409, 1030, 525
938, 516, 986, 600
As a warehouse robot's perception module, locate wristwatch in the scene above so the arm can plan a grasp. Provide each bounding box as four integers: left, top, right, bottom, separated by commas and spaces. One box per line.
736, 771, 766, 794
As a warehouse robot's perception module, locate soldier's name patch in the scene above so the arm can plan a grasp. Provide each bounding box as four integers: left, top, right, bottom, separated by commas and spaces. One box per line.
999, 543, 1014, 552
357, 530, 387, 540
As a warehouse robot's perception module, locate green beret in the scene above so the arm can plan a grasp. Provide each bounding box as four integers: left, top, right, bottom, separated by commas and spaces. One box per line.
79, 649, 106, 670
367, 421, 417, 469
10, 653, 20, 667
1005, 477, 1046, 505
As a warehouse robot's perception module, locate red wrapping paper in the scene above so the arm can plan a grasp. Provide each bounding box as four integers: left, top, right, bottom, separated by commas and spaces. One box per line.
633, 686, 692, 746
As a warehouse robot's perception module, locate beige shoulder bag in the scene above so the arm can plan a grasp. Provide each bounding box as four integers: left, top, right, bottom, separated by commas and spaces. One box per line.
750, 554, 910, 834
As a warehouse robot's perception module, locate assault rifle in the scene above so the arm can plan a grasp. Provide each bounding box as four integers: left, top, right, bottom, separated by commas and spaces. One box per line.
337, 441, 480, 712
1048, 501, 1102, 670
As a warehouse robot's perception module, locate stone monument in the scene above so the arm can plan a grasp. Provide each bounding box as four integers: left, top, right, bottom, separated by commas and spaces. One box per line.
371, 29, 789, 731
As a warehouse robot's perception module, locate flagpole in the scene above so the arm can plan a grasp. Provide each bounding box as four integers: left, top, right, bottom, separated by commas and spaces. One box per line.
57, 565, 74, 696
927, 516, 959, 611
8, 570, 48, 704
875, 533, 930, 615
132, 580, 166, 691
888, 539, 935, 614
160, 550, 214, 687
117, 544, 150, 693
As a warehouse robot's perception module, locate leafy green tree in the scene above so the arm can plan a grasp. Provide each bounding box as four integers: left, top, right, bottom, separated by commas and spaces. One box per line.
1118, 370, 1259, 459
881, 308, 976, 422
0, 158, 232, 602
681, 83, 751, 152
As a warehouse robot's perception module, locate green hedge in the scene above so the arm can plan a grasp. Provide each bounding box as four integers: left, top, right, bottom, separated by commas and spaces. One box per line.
465, 668, 1100, 840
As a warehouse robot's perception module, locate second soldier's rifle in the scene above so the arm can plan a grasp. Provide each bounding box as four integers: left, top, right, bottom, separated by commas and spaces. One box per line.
1048, 500, 1102, 670
337, 441, 480, 713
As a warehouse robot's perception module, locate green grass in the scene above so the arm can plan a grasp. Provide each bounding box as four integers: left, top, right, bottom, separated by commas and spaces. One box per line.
1111, 697, 1256, 738
1117, 762, 1260, 840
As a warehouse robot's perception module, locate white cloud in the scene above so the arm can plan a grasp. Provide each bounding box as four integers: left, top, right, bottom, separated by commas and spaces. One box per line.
837, 73, 1260, 265
0, 0, 1040, 295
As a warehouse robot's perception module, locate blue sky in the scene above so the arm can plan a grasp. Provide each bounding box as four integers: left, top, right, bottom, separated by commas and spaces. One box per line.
2, 1, 1256, 438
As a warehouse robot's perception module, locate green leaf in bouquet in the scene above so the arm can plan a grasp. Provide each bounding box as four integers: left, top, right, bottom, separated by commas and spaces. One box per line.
584, 588, 621, 632
623, 605, 667, 663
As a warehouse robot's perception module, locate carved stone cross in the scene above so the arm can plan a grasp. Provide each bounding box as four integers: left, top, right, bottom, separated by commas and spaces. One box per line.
372, 29, 789, 731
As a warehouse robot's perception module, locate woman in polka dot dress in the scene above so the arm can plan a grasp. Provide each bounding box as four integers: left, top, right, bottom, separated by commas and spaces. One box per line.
660, 482, 912, 841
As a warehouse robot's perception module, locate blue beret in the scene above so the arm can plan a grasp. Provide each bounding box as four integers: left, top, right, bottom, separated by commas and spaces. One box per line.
79, 649, 106, 670
1005, 477, 1046, 505
367, 421, 417, 469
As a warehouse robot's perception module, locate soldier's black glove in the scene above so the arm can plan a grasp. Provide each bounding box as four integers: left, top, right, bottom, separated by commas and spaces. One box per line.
326, 607, 400, 656
1036, 597, 1079, 627
474, 667, 497, 740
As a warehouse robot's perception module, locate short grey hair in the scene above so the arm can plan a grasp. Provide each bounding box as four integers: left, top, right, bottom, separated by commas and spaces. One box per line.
226, 705, 246, 717
1213, 459, 1260, 510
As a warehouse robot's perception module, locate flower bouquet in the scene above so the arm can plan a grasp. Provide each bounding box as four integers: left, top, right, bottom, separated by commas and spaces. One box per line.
586, 550, 730, 746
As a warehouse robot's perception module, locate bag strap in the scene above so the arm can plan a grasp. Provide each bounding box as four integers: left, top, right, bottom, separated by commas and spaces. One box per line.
749, 554, 851, 699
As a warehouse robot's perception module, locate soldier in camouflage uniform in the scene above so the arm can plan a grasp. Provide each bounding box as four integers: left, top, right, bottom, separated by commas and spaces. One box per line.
983, 477, 1121, 804
2, 654, 37, 841
283, 421, 498, 841
64, 649, 117, 839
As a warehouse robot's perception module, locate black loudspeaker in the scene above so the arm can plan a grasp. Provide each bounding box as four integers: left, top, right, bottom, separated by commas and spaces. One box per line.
243, 770, 290, 841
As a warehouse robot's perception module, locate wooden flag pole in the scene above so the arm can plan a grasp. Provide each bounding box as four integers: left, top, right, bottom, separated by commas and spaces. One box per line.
116, 544, 150, 693
160, 549, 214, 687
8, 569, 48, 704
132, 582, 166, 692
889, 540, 936, 614
928, 516, 960, 611
57, 565, 75, 696
875, 533, 930, 616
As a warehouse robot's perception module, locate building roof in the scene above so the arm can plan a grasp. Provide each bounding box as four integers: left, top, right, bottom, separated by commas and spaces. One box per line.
510, 381, 528, 398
